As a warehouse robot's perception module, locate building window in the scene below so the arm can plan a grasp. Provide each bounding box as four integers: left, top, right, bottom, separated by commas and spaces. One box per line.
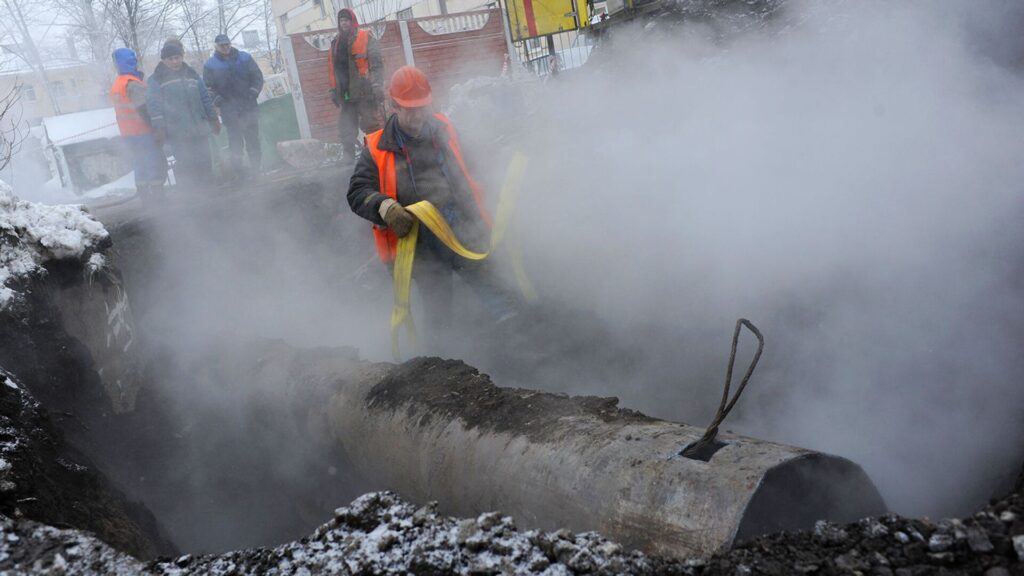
48, 80, 66, 99
242, 30, 260, 48
397, 7, 414, 19
19, 84, 36, 101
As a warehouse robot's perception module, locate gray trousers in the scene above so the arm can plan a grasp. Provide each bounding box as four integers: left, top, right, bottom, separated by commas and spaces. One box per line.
338, 98, 383, 156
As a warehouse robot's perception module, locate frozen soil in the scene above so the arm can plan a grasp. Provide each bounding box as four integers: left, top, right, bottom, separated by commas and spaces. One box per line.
0, 370, 175, 560
2, 481, 1022, 575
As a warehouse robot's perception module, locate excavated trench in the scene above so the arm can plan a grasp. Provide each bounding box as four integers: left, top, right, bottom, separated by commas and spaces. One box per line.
0, 169, 893, 564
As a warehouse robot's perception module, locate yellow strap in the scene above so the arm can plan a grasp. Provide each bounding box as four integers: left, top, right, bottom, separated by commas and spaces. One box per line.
493, 153, 536, 302
390, 152, 533, 361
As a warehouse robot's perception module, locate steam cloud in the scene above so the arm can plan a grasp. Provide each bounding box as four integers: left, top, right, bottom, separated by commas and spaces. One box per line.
502, 0, 1024, 518
111, 0, 1024, 549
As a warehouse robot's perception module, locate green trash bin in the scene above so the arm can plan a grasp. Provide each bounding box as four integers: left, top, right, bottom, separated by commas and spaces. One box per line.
211, 93, 301, 176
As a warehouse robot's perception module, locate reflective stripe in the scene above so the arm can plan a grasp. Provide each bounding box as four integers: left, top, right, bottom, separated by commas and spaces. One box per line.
390, 154, 535, 360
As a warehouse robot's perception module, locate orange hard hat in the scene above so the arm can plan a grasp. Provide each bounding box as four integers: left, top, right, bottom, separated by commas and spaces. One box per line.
389, 66, 432, 108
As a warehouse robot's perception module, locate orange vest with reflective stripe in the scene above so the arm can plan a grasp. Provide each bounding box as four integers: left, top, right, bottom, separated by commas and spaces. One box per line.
328, 29, 371, 90
109, 74, 151, 136
366, 113, 492, 263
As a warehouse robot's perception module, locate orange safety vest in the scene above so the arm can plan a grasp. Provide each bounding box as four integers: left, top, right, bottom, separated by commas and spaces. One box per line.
328, 29, 371, 90
109, 74, 151, 136
366, 113, 492, 263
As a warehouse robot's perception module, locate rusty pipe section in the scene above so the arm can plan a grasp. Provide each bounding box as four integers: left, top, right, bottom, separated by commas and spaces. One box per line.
326, 357, 886, 559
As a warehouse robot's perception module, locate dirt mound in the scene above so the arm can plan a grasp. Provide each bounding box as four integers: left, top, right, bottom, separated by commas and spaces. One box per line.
0, 370, 175, 559
694, 489, 1024, 575
368, 357, 654, 443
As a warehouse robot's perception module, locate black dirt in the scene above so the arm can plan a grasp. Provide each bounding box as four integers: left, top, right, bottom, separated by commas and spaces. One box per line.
367, 357, 655, 443
0, 370, 176, 559
692, 483, 1024, 576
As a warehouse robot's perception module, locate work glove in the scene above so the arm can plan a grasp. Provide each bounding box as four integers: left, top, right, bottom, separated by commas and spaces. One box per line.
209, 118, 222, 135
153, 127, 166, 146
329, 88, 340, 108
381, 199, 415, 238
212, 94, 224, 109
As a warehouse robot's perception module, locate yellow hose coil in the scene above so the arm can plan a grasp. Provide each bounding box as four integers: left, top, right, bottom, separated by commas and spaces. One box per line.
390, 153, 533, 361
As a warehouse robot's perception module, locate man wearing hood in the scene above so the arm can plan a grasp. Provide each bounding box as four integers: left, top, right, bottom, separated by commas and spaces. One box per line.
148, 38, 220, 190
109, 48, 167, 202
203, 34, 264, 180
328, 8, 384, 163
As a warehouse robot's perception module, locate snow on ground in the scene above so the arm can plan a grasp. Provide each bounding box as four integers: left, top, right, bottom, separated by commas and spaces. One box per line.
0, 179, 109, 310
0, 492, 678, 575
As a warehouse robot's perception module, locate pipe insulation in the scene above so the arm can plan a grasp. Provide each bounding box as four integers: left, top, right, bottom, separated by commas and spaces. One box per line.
325, 357, 887, 558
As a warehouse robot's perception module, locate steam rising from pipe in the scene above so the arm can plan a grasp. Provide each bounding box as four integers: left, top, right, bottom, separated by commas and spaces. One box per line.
495, 0, 1024, 518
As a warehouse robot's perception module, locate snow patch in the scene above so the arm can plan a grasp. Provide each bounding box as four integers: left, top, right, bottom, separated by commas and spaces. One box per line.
0, 180, 109, 310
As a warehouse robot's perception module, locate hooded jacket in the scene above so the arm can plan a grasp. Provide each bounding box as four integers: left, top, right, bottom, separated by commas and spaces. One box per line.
203, 46, 264, 115
147, 60, 217, 140
328, 8, 383, 102
110, 48, 152, 134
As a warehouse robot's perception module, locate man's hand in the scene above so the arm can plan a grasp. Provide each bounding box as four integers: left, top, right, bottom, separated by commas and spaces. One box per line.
382, 200, 415, 238
209, 118, 222, 135
329, 88, 340, 108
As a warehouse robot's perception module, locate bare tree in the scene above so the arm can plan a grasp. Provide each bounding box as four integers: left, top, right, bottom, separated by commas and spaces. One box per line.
176, 0, 266, 61
52, 0, 123, 108
0, 84, 26, 171
0, 0, 62, 114
176, 0, 218, 55
59, 0, 116, 64
216, 0, 265, 41
262, 0, 280, 73
106, 0, 178, 67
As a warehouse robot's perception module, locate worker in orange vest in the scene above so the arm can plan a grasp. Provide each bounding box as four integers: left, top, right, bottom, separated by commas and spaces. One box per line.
328, 8, 384, 164
348, 66, 518, 337
109, 48, 167, 203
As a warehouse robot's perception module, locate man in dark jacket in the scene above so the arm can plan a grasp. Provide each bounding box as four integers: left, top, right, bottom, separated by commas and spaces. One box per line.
204, 34, 264, 179
328, 8, 384, 163
149, 38, 220, 190
348, 66, 516, 339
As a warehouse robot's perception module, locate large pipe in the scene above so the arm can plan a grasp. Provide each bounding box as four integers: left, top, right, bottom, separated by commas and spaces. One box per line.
326, 357, 886, 559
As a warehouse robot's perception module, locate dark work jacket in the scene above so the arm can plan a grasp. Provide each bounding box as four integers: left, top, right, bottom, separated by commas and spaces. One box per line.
147, 62, 216, 140
348, 114, 488, 250
203, 48, 264, 117
329, 32, 383, 102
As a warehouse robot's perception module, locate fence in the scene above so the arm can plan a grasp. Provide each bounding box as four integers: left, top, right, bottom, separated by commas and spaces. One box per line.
285, 9, 509, 143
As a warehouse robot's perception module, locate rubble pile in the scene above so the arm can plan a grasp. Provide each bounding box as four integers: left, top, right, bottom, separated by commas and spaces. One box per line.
160, 491, 680, 575
0, 492, 684, 575
1, 462, 1022, 574
696, 490, 1024, 576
